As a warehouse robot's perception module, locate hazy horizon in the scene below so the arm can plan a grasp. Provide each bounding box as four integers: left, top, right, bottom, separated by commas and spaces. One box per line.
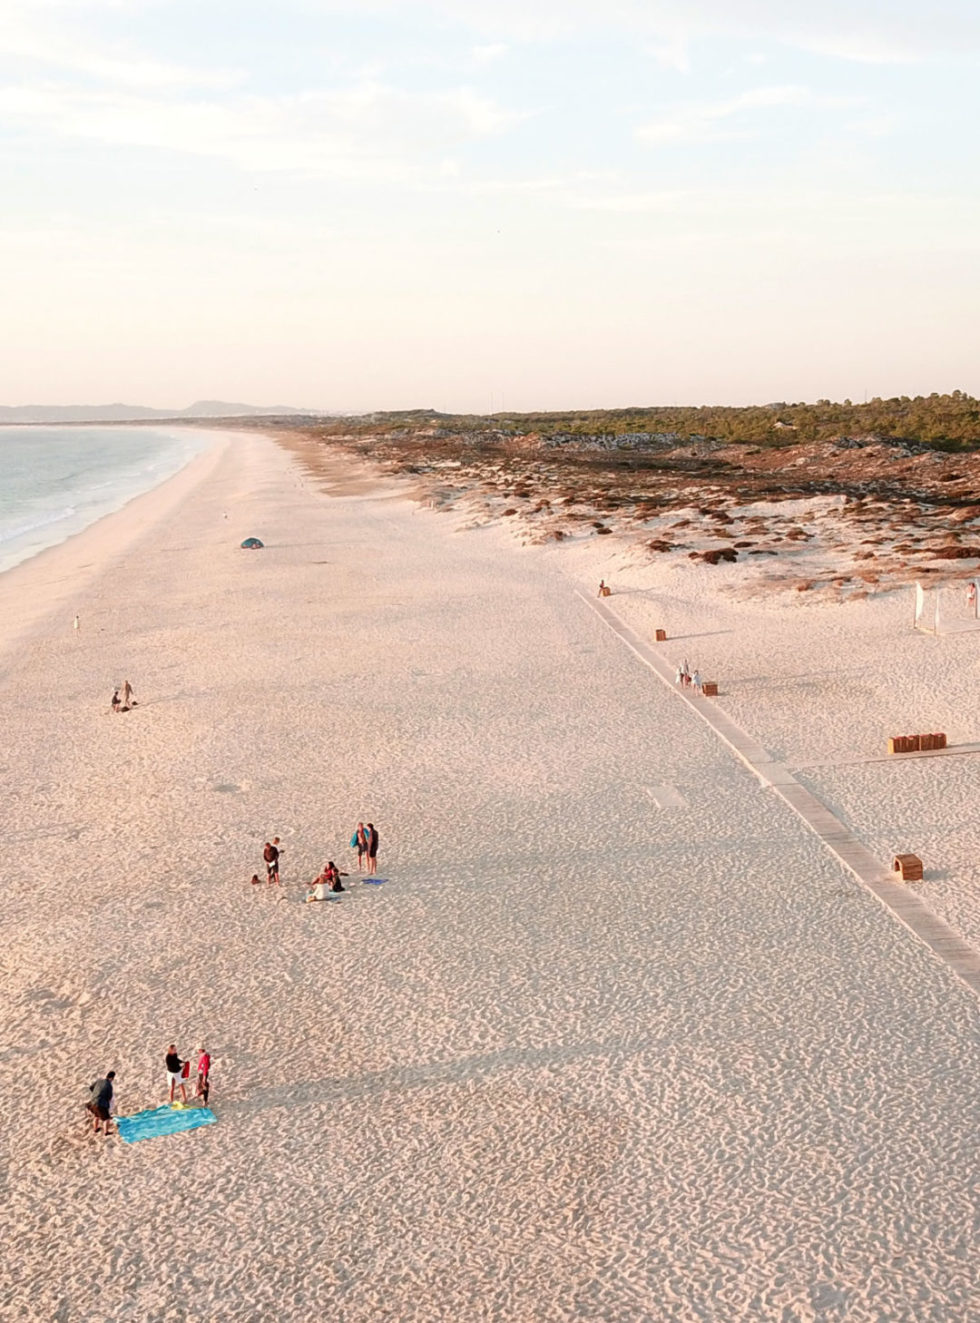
3, 1, 978, 414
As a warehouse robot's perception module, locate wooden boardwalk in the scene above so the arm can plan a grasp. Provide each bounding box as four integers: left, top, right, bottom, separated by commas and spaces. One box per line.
581, 592, 980, 999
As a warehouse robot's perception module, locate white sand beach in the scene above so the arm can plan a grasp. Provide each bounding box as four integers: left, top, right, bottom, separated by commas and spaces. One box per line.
2, 430, 978, 1322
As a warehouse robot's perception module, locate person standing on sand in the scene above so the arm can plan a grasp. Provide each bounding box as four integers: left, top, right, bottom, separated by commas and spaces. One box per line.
263, 838, 281, 884
122, 679, 135, 708
366, 823, 379, 875
351, 822, 368, 871
111, 689, 121, 713
73, 613, 80, 636
691, 669, 703, 697
166, 1045, 188, 1104
86, 1071, 115, 1135
195, 1047, 211, 1103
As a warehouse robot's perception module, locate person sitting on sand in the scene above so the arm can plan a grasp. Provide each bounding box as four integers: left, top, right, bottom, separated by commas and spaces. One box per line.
324, 861, 348, 893
249, 873, 261, 886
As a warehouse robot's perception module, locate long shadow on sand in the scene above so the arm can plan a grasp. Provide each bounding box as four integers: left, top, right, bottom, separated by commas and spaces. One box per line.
221, 1035, 665, 1118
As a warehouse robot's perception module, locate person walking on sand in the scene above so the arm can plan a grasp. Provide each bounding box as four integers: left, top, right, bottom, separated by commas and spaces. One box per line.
350, 822, 368, 871
366, 823, 379, 875
86, 1071, 115, 1135
680, 659, 691, 688
691, 669, 703, 697
166, 1045, 188, 1104
195, 1047, 211, 1103
122, 679, 136, 708
263, 838, 281, 884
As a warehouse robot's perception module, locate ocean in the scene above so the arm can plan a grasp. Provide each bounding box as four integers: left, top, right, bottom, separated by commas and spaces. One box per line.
0, 425, 212, 576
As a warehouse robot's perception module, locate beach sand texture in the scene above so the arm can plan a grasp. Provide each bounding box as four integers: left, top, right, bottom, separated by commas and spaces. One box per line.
2, 432, 978, 1322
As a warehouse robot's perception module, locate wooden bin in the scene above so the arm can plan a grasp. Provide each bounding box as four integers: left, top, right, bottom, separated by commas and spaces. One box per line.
655, 628, 667, 642
934, 732, 947, 749
702, 681, 719, 697
893, 853, 923, 882
600, 586, 611, 597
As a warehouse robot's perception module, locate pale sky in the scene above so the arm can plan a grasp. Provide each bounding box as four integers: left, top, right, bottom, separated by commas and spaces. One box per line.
2, 0, 978, 413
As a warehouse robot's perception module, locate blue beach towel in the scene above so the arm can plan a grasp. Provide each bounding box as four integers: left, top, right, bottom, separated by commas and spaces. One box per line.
116, 1105, 217, 1144
363, 878, 388, 886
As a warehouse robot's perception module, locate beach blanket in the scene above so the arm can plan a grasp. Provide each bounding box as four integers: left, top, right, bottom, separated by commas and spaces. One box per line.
116, 1105, 217, 1144
363, 878, 387, 886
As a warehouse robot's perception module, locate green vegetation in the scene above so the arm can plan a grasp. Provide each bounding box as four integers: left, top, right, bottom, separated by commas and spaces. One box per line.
329, 391, 980, 450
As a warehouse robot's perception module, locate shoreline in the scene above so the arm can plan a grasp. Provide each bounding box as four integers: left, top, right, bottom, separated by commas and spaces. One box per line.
0, 429, 237, 668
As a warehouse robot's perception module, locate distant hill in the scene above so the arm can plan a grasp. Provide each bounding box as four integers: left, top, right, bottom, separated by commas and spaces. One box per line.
0, 400, 321, 423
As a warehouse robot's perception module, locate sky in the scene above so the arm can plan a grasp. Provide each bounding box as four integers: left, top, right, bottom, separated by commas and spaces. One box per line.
1, 0, 979, 413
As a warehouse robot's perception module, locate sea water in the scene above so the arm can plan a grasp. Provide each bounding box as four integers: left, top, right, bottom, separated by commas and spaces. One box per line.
0, 425, 213, 576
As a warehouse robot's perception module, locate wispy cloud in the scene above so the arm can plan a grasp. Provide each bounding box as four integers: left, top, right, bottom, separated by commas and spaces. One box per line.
0, 78, 528, 180
636, 85, 861, 144
0, 6, 240, 89
306, 0, 980, 62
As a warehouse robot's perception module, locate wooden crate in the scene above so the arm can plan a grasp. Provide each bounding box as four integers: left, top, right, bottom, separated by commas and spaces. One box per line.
600, 586, 611, 597
906, 734, 921, 752
893, 853, 923, 882
934, 732, 947, 749
888, 736, 908, 754
655, 628, 667, 641
702, 681, 719, 697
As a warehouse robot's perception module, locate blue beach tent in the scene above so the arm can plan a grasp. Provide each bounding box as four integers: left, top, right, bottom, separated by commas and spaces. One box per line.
240, 537, 264, 549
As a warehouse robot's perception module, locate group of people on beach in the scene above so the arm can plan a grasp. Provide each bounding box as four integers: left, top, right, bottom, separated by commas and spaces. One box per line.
252, 822, 380, 898
165, 1044, 211, 1106
110, 679, 137, 713
674, 660, 705, 697
85, 1044, 211, 1136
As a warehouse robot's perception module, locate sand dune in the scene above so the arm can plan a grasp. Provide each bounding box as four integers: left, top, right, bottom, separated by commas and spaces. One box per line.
1, 432, 977, 1322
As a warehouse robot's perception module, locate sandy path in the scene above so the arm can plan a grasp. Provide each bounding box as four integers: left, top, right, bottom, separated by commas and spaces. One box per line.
1, 434, 977, 1322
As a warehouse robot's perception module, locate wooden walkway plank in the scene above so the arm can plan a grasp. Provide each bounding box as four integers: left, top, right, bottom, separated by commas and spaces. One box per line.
580, 591, 980, 998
